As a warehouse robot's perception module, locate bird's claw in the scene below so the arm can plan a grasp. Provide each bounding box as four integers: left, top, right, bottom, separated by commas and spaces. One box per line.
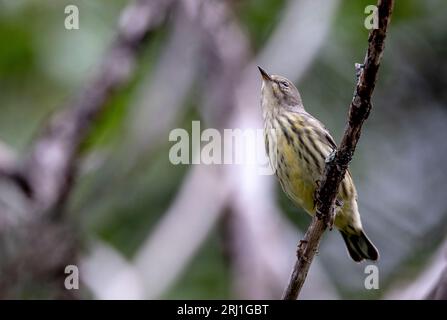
325, 150, 336, 164
335, 198, 343, 207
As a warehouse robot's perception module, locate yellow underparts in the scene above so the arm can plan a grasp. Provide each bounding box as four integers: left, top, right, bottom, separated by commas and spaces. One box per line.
266, 114, 363, 234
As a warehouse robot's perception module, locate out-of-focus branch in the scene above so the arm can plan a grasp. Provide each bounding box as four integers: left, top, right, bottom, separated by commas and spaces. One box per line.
81, 0, 246, 299
81, 0, 341, 300
258, 0, 340, 81
75, 1, 200, 215
134, 164, 230, 299
425, 242, 447, 299
282, 0, 394, 300
0, 141, 29, 194
0, 0, 174, 298
385, 236, 447, 300
20, 0, 174, 216
131, 0, 247, 298
81, 239, 144, 299
427, 267, 447, 299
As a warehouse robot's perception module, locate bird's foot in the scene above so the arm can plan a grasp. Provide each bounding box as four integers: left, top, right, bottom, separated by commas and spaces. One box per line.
317, 207, 335, 230
325, 150, 337, 164
335, 198, 343, 207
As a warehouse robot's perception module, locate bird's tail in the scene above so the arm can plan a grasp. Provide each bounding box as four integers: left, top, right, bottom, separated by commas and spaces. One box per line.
340, 230, 379, 262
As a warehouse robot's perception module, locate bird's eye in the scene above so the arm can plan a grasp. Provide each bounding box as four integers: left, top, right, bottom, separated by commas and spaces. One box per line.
280, 81, 289, 88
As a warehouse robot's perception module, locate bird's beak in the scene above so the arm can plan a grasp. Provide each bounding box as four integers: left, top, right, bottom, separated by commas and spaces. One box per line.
258, 66, 272, 81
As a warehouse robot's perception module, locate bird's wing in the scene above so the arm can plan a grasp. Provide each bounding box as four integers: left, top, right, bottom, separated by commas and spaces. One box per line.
306, 113, 356, 182
323, 131, 337, 150
294, 108, 337, 150
306, 114, 337, 150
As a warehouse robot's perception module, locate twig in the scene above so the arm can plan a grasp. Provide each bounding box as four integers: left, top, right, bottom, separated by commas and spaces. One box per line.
282, 0, 394, 300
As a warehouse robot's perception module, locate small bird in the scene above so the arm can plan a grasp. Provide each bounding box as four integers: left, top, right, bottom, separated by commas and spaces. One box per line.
258, 66, 378, 262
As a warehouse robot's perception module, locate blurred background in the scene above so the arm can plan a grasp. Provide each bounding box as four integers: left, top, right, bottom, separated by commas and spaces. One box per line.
0, 0, 446, 299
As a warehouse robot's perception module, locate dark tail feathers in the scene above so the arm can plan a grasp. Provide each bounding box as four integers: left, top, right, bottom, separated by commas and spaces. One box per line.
340, 230, 379, 262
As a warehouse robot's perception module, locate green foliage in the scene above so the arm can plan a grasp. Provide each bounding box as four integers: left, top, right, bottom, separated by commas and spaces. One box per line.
0, 20, 35, 77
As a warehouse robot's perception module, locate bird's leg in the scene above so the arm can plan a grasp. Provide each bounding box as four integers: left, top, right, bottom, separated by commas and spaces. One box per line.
325, 149, 337, 164
335, 198, 343, 207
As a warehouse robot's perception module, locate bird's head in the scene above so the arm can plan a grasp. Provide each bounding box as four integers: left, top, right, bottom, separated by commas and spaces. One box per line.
258, 66, 302, 109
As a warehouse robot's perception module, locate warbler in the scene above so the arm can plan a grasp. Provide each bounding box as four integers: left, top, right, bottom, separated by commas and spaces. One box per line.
258, 66, 378, 262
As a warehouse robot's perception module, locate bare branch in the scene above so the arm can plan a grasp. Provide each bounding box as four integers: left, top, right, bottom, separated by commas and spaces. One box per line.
282, 0, 395, 300
258, 0, 340, 81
